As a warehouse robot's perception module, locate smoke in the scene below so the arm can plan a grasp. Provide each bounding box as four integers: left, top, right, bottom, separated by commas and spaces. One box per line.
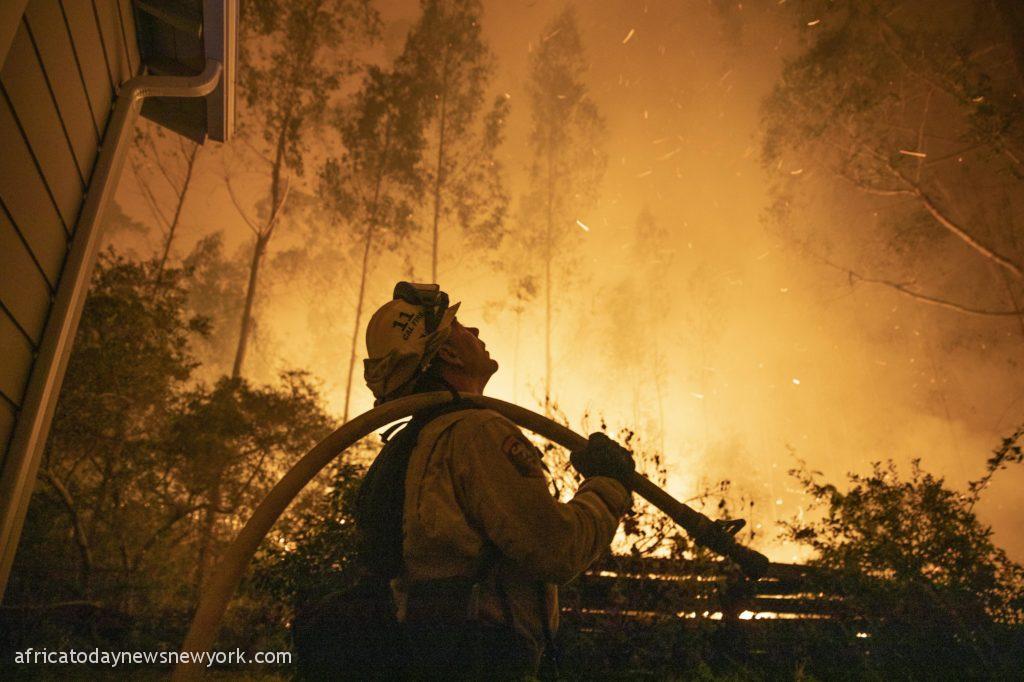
107, 0, 1024, 562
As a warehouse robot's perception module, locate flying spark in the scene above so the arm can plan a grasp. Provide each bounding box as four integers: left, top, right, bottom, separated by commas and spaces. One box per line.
576, 219, 590, 232
622, 28, 636, 44
898, 149, 927, 158
543, 28, 561, 42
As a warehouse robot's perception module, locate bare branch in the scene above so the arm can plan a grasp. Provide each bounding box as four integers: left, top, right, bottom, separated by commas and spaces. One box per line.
913, 183, 1023, 278
874, 160, 1024, 278
130, 156, 171, 230
224, 175, 263, 236
1004, 148, 1024, 173
876, 20, 965, 105
130, 501, 207, 572
818, 255, 1021, 317
836, 167, 915, 196
39, 468, 93, 593
238, 136, 276, 167
144, 134, 183, 195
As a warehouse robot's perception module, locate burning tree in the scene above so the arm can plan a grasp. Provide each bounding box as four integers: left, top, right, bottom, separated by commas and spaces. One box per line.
226, 0, 380, 380
400, 0, 509, 280
524, 6, 607, 413
321, 63, 430, 421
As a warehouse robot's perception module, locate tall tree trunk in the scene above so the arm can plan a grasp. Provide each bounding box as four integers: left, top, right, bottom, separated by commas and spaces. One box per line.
699, 333, 710, 451
231, 119, 290, 379
513, 304, 522, 405
544, 145, 554, 415
343, 126, 391, 422
344, 222, 376, 423
207, 118, 289, 592
155, 144, 200, 281
232, 235, 268, 379
194, 476, 223, 597
430, 60, 450, 282
39, 469, 92, 596
652, 344, 666, 455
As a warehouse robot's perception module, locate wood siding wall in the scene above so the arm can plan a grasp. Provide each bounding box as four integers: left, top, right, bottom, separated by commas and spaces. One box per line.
0, 0, 138, 474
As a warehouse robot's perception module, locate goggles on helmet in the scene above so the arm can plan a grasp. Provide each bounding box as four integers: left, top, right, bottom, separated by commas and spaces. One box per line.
392, 281, 450, 335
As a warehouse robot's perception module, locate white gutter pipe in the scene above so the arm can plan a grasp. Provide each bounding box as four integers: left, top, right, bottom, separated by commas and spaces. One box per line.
0, 61, 224, 598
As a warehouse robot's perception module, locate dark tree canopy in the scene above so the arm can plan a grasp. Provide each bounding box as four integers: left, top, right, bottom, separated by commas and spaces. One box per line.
762, 0, 1024, 319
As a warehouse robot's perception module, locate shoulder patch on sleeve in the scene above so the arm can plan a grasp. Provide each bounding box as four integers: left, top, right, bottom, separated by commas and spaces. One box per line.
501, 434, 547, 478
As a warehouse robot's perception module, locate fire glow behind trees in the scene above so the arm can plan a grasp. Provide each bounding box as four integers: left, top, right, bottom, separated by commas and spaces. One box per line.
101, 0, 1024, 569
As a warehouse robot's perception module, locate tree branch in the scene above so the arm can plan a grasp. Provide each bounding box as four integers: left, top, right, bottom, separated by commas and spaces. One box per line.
912, 183, 1023, 278
836, 167, 915, 196
39, 468, 93, 594
879, 161, 1024, 278
131, 156, 171, 229
819, 256, 1021, 317
144, 133, 183, 195
130, 501, 208, 572
224, 175, 263, 236
1004, 148, 1024, 173
238, 136, 276, 167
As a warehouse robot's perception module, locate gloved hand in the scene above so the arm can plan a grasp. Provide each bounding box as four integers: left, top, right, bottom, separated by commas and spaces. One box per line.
570, 433, 636, 485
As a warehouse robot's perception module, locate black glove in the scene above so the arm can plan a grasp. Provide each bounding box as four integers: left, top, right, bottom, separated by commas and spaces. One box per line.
570, 433, 636, 485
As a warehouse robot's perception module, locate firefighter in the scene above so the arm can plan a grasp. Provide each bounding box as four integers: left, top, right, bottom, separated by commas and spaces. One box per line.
360, 282, 635, 679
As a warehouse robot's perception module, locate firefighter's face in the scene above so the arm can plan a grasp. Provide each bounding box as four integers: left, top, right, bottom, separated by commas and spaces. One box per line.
439, 319, 499, 387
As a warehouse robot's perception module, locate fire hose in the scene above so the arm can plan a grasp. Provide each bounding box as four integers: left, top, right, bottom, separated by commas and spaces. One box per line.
173, 391, 770, 679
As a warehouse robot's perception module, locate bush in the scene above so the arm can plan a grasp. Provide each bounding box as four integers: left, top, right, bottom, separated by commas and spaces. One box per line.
782, 430, 1024, 677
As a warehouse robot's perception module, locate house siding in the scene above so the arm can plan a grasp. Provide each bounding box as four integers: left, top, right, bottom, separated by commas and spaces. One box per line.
0, 0, 138, 473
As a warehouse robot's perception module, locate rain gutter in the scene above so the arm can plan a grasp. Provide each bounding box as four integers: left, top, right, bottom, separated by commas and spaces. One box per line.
0, 60, 224, 598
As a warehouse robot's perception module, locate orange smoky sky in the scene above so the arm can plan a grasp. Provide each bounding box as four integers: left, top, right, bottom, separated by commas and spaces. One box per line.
106, 0, 1024, 563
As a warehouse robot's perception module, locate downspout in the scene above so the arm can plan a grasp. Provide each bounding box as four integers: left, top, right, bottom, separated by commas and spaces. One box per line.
0, 60, 224, 599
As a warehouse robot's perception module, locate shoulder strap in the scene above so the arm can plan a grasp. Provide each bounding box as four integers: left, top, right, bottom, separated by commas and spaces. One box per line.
354, 399, 483, 579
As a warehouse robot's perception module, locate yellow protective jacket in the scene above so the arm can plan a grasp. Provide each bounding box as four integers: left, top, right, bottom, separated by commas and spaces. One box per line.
396, 408, 630, 656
